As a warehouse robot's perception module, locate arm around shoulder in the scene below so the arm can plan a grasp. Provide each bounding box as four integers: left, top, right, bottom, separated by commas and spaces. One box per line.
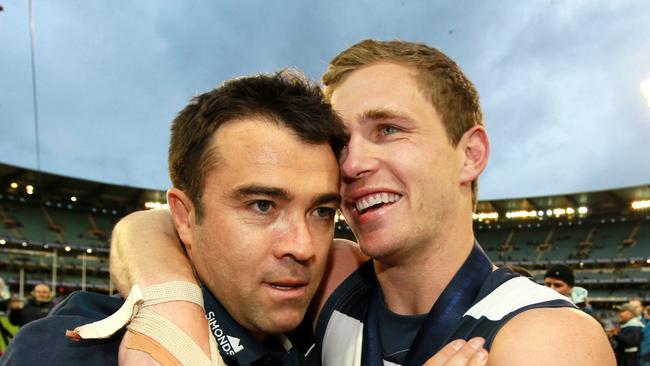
109, 208, 197, 296
488, 307, 615, 366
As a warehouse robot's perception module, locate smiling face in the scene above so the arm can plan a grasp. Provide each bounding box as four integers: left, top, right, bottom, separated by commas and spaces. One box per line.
170, 117, 340, 339
331, 62, 470, 262
33, 284, 51, 302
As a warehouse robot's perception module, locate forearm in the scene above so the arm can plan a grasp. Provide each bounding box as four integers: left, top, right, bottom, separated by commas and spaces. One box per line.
109, 209, 198, 297
108, 209, 210, 358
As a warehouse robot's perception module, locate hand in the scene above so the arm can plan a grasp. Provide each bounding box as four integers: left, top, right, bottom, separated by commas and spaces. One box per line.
423, 337, 488, 366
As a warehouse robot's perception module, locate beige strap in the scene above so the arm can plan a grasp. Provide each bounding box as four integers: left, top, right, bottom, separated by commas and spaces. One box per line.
67, 281, 203, 340
140, 281, 204, 308
128, 307, 223, 366
65, 281, 223, 365
127, 329, 185, 366
67, 284, 144, 340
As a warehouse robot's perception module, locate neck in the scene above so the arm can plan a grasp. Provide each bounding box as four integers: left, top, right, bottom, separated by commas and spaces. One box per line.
374, 215, 475, 315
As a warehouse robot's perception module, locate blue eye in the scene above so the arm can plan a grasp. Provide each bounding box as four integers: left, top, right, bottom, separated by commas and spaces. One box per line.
380, 126, 398, 135
254, 201, 273, 213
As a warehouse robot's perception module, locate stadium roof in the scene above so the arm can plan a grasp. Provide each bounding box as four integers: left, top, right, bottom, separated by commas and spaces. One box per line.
0, 162, 166, 212
477, 185, 650, 217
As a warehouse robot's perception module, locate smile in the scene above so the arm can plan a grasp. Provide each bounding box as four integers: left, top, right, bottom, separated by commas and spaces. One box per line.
355, 192, 402, 214
270, 284, 304, 290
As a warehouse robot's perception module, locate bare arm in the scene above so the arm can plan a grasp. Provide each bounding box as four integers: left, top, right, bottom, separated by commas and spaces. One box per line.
109, 209, 210, 359
488, 307, 615, 366
110, 209, 196, 293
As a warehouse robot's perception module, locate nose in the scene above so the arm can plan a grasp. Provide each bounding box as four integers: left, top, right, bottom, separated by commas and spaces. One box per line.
275, 216, 315, 263
340, 135, 379, 182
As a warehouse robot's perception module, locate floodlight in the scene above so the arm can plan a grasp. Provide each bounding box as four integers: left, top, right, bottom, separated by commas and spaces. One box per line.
641, 79, 650, 107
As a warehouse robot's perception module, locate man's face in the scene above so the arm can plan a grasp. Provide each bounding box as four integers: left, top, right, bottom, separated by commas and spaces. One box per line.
33, 284, 51, 302
543, 278, 572, 298
330, 62, 464, 260
629, 300, 643, 316
619, 310, 634, 323
185, 118, 339, 339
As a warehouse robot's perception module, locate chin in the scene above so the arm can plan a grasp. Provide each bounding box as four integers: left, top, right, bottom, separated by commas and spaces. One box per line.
265, 309, 306, 334
357, 235, 397, 257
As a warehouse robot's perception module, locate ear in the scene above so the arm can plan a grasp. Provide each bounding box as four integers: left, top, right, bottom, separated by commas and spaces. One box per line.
458, 125, 490, 184
167, 188, 197, 260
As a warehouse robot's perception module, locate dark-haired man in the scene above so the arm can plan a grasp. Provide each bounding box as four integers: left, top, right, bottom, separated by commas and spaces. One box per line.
1, 71, 345, 366
110, 40, 614, 366
544, 264, 575, 299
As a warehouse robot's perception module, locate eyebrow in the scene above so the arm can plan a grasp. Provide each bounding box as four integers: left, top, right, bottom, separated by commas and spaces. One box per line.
360, 109, 412, 124
233, 185, 293, 201
232, 185, 341, 207
312, 193, 342, 207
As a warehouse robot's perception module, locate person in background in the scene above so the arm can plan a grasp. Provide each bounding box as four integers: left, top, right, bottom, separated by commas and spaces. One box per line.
629, 298, 644, 320
544, 263, 594, 314
639, 305, 650, 366
544, 264, 575, 298
0, 277, 14, 356
8, 283, 54, 326
0, 278, 10, 314
609, 303, 645, 366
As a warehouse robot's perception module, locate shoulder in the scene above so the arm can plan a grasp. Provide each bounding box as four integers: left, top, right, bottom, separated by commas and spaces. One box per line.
52, 290, 124, 317
488, 307, 615, 366
311, 239, 368, 323
0, 292, 125, 366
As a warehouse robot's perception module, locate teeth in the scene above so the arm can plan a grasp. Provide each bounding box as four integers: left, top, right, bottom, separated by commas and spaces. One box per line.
355, 193, 401, 213
271, 285, 294, 290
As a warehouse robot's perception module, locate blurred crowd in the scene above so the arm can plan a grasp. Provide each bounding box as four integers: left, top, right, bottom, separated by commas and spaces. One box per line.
541, 264, 650, 366
0, 278, 57, 357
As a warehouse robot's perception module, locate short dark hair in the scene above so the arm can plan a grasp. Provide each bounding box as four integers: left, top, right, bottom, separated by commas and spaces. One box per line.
169, 70, 346, 221
544, 264, 575, 287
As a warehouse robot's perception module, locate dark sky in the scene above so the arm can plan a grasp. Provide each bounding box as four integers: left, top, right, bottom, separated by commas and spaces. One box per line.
1, 0, 649, 199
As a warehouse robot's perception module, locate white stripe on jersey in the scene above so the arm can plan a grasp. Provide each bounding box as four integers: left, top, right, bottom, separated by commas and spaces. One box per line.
464, 277, 568, 321
322, 311, 364, 366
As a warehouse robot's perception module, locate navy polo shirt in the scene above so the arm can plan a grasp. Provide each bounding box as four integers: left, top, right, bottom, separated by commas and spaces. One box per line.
1, 287, 317, 366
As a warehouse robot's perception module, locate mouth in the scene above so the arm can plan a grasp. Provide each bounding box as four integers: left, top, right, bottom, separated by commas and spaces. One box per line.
269, 284, 305, 290
353, 192, 402, 215
264, 279, 309, 292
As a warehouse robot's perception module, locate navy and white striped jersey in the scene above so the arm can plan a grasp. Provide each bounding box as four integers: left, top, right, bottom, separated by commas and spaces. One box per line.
315, 244, 574, 366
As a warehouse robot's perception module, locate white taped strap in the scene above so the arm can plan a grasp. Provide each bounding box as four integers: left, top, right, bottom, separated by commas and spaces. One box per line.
128, 308, 224, 366
67, 284, 144, 340
141, 281, 204, 308
67, 281, 202, 340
